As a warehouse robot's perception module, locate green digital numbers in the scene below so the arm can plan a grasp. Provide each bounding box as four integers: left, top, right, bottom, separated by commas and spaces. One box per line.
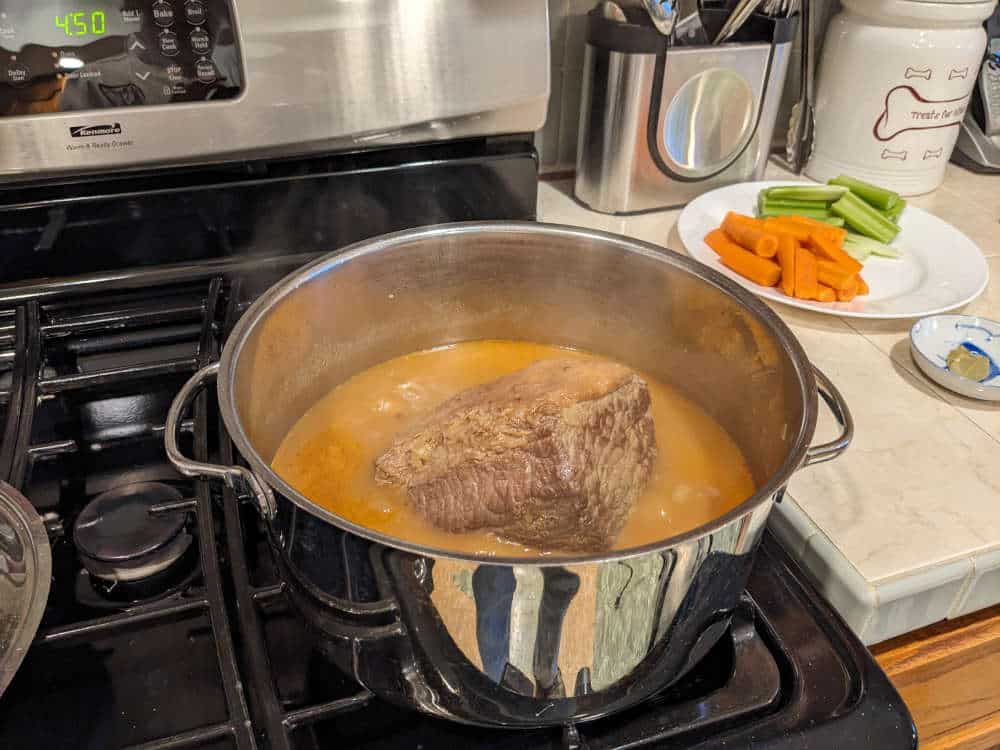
54, 10, 107, 37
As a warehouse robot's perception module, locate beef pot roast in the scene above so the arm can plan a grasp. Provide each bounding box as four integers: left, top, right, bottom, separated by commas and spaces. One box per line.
374, 358, 657, 551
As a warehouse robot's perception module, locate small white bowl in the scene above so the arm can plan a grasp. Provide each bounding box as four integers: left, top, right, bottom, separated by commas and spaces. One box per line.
910, 315, 1000, 401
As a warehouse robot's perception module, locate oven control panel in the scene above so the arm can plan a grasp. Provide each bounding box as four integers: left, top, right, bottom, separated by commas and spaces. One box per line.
0, 0, 242, 117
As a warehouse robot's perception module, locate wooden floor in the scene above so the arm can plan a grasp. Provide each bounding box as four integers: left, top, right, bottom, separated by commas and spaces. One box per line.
872, 604, 1000, 750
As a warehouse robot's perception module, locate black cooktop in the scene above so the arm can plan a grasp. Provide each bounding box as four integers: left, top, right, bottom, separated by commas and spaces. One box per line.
0, 140, 916, 749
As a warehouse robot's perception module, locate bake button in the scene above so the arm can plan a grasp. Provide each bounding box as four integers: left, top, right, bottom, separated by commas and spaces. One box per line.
5, 61, 29, 88
159, 30, 180, 56
189, 29, 210, 54
152, 1, 174, 27
195, 58, 217, 84
184, 1, 207, 25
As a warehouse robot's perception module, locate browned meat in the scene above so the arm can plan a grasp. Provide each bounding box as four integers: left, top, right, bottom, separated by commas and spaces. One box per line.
374, 358, 657, 551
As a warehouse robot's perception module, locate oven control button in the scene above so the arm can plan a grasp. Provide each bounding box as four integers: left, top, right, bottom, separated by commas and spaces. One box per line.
126, 35, 147, 54
195, 58, 217, 84
189, 29, 210, 55
165, 63, 184, 82
153, 0, 174, 27
4, 61, 29, 88
152, 1, 174, 27
159, 30, 180, 57
184, 1, 207, 25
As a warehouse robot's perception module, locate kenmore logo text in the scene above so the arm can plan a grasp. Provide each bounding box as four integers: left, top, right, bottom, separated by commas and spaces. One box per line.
70, 123, 123, 138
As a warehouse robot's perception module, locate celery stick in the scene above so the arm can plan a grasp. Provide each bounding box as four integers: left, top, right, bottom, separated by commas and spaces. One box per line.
758, 205, 846, 226
831, 192, 899, 243
843, 244, 872, 263
761, 198, 831, 212
882, 199, 906, 223
828, 175, 901, 211
845, 234, 902, 259
816, 215, 846, 228
763, 185, 848, 202
758, 205, 836, 220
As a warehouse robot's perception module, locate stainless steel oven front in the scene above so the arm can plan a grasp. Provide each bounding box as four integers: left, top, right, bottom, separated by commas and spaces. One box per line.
0, 0, 549, 180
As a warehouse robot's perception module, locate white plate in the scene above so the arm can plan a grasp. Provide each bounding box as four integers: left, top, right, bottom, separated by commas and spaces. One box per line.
676, 181, 989, 319
911, 315, 1000, 401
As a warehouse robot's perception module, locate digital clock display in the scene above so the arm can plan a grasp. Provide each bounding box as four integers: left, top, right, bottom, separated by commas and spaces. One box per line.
1, 1, 126, 48
54, 11, 107, 37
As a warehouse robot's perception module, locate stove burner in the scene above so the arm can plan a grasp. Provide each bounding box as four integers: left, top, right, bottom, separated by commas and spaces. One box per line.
72, 482, 196, 601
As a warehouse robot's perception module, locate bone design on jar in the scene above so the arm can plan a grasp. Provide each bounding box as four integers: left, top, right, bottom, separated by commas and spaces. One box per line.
874, 85, 969, 141
904, 67, 932, 81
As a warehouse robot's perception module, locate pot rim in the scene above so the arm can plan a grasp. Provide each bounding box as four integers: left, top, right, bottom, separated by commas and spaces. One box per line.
217, 221, 819, 566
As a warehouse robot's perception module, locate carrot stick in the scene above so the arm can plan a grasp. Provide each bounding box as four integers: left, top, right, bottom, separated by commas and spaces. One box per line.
705, 228, 739, 256
762, 219, 811, 243
781, 215, 849, 244
808, 232, 862, 274
816, 259, 857, 292
837, 275, 858, 302
722, 212, 779, 258
815, 284, 837, 303
857, 276, 869, 295
776, 235, 797, 297
719, 252, 781, 288
706, 229, 781, 287
794, 247, 818, 300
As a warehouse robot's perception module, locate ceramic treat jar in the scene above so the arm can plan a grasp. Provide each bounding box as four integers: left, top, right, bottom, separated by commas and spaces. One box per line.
806, 0, 993, 196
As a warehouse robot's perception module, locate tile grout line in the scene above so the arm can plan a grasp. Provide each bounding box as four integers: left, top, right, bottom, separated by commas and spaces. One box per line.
841, 317, 1000, 448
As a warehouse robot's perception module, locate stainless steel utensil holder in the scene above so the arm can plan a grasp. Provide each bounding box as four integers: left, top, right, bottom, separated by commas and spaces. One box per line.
575, 9, 795, 213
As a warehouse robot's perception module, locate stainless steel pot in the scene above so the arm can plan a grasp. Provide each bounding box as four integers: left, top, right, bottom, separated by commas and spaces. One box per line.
165, 222, 851, 728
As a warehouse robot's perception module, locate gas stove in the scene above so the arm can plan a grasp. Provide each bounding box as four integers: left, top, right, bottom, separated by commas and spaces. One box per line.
0, 141, 916, 750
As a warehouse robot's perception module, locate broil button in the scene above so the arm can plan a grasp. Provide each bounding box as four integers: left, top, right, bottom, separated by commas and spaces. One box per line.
195, 58, 217, 84
189, 29, 210, 54
184, 1, 207, 25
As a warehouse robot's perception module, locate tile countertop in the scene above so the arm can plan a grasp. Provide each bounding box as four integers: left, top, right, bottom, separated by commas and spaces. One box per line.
536, 163, 1000, 646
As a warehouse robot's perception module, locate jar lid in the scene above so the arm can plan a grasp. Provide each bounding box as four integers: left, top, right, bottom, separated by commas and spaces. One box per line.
843, 0, 995, 24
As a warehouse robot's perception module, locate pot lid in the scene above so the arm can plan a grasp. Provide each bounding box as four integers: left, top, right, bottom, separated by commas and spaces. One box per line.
0, 481, 51, 698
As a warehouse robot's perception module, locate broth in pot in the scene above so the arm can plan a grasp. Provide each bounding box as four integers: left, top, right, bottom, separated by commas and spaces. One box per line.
271, 340, 755, 556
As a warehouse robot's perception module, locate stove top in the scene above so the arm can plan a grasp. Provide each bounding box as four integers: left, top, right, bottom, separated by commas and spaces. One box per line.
0, 141, 915, 749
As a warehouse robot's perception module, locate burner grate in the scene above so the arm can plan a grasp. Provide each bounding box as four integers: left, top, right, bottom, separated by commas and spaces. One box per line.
0, 277, 256, 750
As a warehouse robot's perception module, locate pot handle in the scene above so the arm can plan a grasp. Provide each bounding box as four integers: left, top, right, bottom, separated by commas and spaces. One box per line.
165, 362, 277, 520
804, 366, 854, 467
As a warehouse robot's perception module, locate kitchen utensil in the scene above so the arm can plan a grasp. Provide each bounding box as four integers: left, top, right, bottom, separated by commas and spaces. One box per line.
165, 221, 852, 727
784, 0, 814, 171
762, 0, 797, 16
714, 0, 765, 44
575, 7, 795, 212
598, 0, 629, 22
642, 0, 677, 36
0, 481, 51, 698
805, 0, 995, 195
911, 315, 1000, 400
675, 0, 710, 45
677, 181, 990, 319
